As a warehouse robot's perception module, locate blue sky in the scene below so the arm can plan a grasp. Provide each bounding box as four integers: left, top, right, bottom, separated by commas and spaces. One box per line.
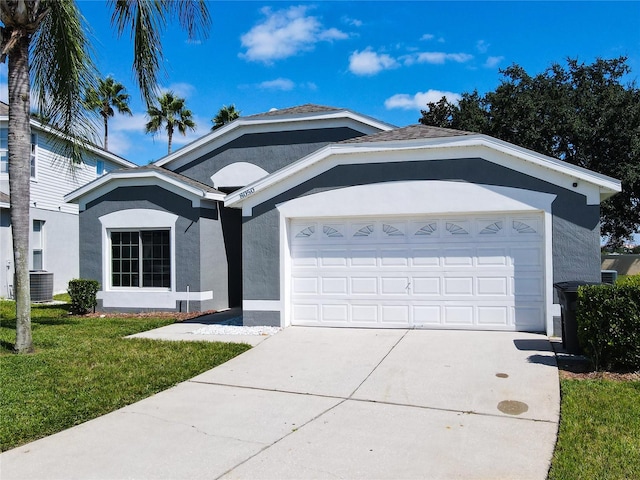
2, 1, 639, 165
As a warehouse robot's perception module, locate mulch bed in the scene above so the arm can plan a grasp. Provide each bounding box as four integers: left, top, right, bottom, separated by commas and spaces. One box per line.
82, 310, 217, 322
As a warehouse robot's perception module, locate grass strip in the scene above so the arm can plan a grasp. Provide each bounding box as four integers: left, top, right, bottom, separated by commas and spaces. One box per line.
549, 379, 640, 479
0, 301, 250, 451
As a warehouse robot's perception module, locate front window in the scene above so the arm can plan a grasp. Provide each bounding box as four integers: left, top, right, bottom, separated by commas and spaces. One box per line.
32, 220, 45, 270
30, 133, 37, 178
0, 128, 7, 174
111, 230, 171, 288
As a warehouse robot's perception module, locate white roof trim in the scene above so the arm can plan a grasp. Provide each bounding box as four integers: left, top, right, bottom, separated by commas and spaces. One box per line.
65, 170, 224, 210
0, 114, 136, 169
154, 109, 394, 170
225, 134, 621, 212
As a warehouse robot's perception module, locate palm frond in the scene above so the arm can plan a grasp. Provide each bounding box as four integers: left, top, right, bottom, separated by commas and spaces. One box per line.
30, 0, 99, 164
109, 0, 210, 107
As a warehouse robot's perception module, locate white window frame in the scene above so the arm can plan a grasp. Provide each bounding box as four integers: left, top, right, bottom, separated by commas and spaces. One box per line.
99, 209, 178, 292
109, 228, 172, 290
30, 132, 37, 180
32, 219, 45, 270
96, 160, 106, 176
0, 127, 7, 175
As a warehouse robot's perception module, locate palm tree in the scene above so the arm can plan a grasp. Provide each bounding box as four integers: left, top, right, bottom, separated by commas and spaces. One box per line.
0, 1, 210, 354
85, 77, 132, 150
146, 92, 196, 154
211, 104, 240, 130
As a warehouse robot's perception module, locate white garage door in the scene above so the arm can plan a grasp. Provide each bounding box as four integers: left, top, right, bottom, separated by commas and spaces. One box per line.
290, 214, 545, 331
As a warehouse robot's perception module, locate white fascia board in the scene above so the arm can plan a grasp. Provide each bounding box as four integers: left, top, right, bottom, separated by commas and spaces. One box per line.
65, 170, 224, 209
27, 119, 137, 169
0, 201, 9, 209
226, 135, 621, 211
155, 111, 394, 171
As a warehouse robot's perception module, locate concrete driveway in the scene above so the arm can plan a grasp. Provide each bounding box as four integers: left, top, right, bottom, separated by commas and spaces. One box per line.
1, 327, 560, 479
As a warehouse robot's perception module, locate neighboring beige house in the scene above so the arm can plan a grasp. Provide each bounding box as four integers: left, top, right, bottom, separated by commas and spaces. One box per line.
0, 102, 136, 298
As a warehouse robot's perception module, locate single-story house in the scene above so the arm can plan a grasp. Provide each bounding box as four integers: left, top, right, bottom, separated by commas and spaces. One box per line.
66, 104, 621, 335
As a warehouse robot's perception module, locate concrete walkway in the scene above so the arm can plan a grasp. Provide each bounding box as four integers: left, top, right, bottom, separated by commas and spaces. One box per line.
1, 327, 560, 479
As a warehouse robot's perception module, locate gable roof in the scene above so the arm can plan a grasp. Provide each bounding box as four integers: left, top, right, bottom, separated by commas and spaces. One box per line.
226, 125, 621, 212
154, 104, 395, 170
0, 191, 9, 208
0, 101, 135, 169
65, 165, 225, 211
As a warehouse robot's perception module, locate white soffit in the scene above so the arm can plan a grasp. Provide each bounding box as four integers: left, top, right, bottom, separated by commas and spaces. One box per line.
226, 135, 621, 211
65, 170, 224, 210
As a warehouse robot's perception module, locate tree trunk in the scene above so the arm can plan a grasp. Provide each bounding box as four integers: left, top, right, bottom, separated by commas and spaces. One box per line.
8, 34, 34, 354
167, 125, 173, 154
103, 114, 108, 150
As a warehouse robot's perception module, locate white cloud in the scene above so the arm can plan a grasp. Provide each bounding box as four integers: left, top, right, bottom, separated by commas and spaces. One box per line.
110, 112, 148, 133
342, 16, 362, 27
484, 55, 505, 68
409, 51, 474, 65
476, 40, 490, 54
349, 48, 399, 76
259, 78, 296, 91
384, 90, 462, 110
161, 82, 196, 99
240, 5, 348, 63
420, 33, 435, 41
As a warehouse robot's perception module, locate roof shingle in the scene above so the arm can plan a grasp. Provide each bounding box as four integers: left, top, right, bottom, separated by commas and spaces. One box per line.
340, 124, 474, 144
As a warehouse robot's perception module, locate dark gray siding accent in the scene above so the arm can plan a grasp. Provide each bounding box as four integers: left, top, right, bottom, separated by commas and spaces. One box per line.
80, 185, 230, 312
243, 209, 280, 300
174, 128, 366, 185
243, 158, 601, 303
243, 310, 280, 327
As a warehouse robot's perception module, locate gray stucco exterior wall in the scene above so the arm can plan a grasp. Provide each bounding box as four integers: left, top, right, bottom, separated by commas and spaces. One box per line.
175, 128, 367, 185
80, 185, 229, 312
242, 158, 601, 302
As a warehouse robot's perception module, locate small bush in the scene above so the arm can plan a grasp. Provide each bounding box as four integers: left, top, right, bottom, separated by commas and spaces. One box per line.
577, 283, 640, 371
67, 279, 100, 315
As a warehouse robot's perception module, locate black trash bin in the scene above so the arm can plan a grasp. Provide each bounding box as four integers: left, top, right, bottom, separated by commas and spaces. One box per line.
553, 281, 599, 354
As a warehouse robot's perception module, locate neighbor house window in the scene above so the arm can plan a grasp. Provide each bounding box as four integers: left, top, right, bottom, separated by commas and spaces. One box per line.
32, 220, 45, 270
0, 128, 7, 174
111, 230, 170, 288
30, 133, 37, 178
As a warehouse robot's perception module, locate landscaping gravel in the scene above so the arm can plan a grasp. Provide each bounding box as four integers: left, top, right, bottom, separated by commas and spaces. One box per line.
190, 325, 281, 336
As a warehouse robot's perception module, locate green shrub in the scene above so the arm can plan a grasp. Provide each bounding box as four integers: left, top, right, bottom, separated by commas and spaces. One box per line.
577, 283, 640, 371
67, 279, 100, 315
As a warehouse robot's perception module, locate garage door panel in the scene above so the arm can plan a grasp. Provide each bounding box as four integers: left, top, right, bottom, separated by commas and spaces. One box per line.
477, 277, 509, 296
352, 304, 378, 322
411, 248, 441, 266
477, 306, 509, 326
320, 250, 347, 267
413, 305, 442, 325
444, 306, 474, 324
443, 248, 474, 266
412, 277, 440, 295
321, 277, 348, 295
290, 214, 545, 331
443, 277, 474, 296
381, 305, 410, 323
350, 249, 378, 267
381, 277, 410, 295
293, 277, 319, 295
351, 277, 378, 295
322, 304, 349, 322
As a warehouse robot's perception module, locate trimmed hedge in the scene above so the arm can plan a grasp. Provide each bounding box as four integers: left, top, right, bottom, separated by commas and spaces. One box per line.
577, 280, 640, 371
67, 279, 100, 315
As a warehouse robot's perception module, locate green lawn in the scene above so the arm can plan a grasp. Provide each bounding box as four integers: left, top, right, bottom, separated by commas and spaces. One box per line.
549, 378, 640, 479
0, 300, 250, 451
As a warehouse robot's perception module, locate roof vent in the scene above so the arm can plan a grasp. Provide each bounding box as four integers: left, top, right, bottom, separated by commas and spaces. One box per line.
601, 270, 618, 285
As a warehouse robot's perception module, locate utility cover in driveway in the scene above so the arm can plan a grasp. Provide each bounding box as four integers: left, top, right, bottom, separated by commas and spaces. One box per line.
290, 213, 544, 330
